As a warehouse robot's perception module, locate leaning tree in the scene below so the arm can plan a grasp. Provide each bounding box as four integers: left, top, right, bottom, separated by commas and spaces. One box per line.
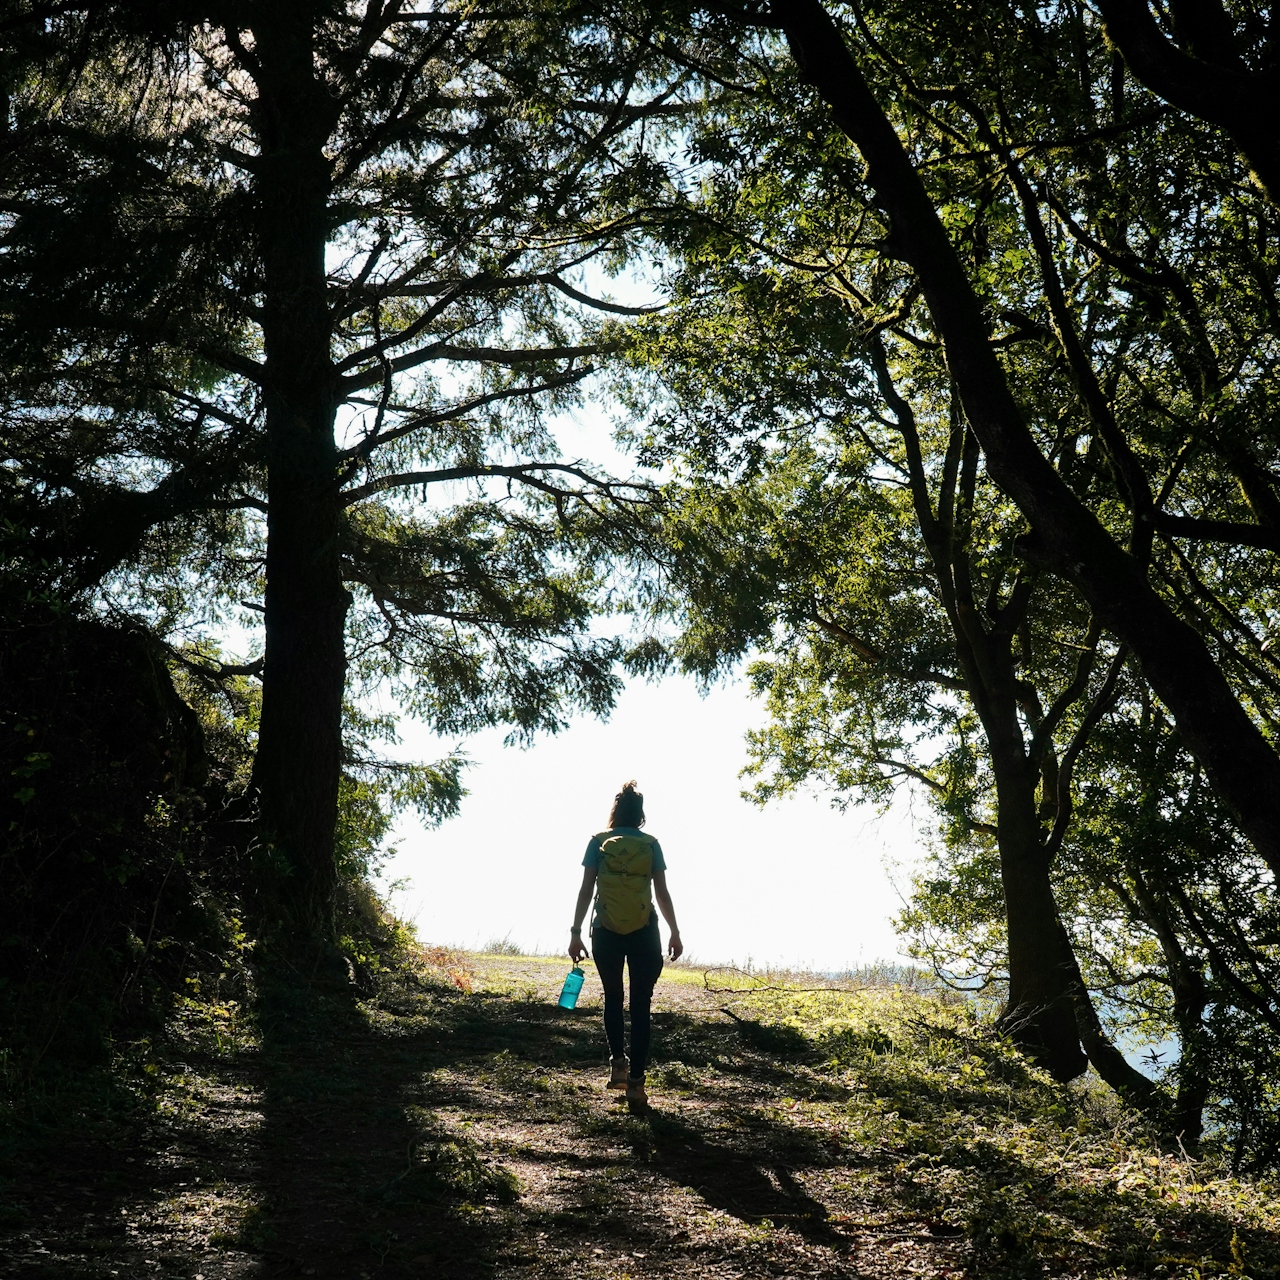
620, 0, 1280, 1116
650, 0, 1280, 888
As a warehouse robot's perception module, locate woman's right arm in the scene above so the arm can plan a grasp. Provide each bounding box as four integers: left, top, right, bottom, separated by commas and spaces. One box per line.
569, 866, 596, 961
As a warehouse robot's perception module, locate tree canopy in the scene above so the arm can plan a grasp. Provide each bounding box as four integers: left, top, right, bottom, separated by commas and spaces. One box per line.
2, 0, 679, 939
7, 0, 1280, 1167
613, 0, 1280, 1157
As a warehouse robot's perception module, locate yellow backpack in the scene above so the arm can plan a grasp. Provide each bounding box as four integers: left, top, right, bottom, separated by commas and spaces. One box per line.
593, 830, 657, 934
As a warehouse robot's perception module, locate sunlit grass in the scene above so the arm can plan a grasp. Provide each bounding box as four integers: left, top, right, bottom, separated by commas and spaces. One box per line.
693, 977, 1280, 1276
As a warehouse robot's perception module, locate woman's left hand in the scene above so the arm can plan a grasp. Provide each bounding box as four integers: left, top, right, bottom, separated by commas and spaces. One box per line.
667, 930, 683, 961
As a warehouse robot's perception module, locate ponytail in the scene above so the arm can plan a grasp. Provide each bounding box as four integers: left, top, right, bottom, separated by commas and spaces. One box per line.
607, 780, 645, 829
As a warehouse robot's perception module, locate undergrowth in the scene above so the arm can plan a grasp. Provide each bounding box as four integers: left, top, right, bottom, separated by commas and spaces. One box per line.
681, 980, 1280, 1277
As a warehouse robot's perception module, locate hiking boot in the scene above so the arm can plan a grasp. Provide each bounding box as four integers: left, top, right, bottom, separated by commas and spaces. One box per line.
608, 1056, 629, 1090
625, 1079, 648, 1115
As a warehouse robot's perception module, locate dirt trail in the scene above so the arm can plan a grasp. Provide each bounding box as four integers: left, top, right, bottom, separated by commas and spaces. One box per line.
0, 956, 964, 1280
3, 954, 1278, 1279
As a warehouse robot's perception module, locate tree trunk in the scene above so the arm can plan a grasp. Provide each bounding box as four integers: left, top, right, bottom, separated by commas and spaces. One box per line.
961, 615, 1086, 1081
1094, 0, 1280, 205
774, 0, 1280, 881
984, 705, 1089, 1081
886, 363, 1088, 1080
1130, 871, 1211, 1141
1169, 964, 1210, 1145
981, 666, 1160, 1100
247, 21, 348, 945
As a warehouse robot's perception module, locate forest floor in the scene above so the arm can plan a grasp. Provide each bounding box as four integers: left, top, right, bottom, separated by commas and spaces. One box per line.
3, 951, 1280, 1280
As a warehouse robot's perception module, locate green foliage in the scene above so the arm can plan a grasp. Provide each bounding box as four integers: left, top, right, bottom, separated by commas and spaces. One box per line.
703, 983, 1280, 1276
0, 0, 676, 750
394, 1111, 522, 1209
335, 700, 467, 884
336, 878, 429, 989
618, 0, 1280, 1155
0, 1, 688, 954
482, 935, 526, 957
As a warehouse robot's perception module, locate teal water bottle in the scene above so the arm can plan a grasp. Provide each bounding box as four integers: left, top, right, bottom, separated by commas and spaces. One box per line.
558, 965, 585, 1009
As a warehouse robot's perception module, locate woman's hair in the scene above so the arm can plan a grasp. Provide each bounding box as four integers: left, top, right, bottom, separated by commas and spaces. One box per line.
607, 780, 645, 829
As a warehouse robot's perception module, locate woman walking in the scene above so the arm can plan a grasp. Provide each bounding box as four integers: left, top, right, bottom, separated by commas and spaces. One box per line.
569, 781, 683, 1114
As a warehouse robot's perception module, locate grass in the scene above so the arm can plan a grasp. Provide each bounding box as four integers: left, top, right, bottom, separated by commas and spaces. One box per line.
695, 981, 1277, 1277
482, 935, 527, 957
0, 945, 1276, 1278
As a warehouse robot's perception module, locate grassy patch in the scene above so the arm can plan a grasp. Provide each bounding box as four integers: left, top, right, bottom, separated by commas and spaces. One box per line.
703, 981, 1280, 1277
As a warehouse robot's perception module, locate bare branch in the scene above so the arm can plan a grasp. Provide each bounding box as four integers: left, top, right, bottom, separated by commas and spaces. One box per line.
337, 370, 590, 471
341, 462, 656, 508
1044, 644, 1129, 862
339, 342, 613, 394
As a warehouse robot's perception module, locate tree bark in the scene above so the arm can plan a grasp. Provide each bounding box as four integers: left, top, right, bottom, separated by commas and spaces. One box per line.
947, 536, 1086, 1081
986, 694, 1089, 1081
881, 356, 1087, 1080
772, 0, 1280, 882
967, 632, 1156, 1095
1129, 871, 1211, 1142
1069, 979, 1165, 1110
247, 18, 349, 944
959, 621, 1159, 1098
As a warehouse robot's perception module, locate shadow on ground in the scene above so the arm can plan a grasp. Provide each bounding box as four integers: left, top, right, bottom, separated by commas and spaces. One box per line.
254, 974, 503, 1279
6, 960, 1280, 1280
643, 1109, 834, 1239
0, 1029, 263, 1278
250, 974, 851, 1278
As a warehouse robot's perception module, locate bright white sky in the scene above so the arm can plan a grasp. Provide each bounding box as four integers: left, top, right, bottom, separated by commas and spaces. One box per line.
382, 670, 926, 972
350, 378, 931, 972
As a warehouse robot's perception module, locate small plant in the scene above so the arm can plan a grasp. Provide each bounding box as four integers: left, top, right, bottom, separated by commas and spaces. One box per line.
416, 944, 474, 992
384, 1120, 522, 1209
482, 934, 524, 956
210, 1203, 274, 1252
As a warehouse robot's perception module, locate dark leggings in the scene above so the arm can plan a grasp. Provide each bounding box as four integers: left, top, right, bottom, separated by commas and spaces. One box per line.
591, 915, 664, 1081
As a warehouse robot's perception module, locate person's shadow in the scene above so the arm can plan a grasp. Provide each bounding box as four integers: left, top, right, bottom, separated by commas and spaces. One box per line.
639, 1104, 834, 1240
